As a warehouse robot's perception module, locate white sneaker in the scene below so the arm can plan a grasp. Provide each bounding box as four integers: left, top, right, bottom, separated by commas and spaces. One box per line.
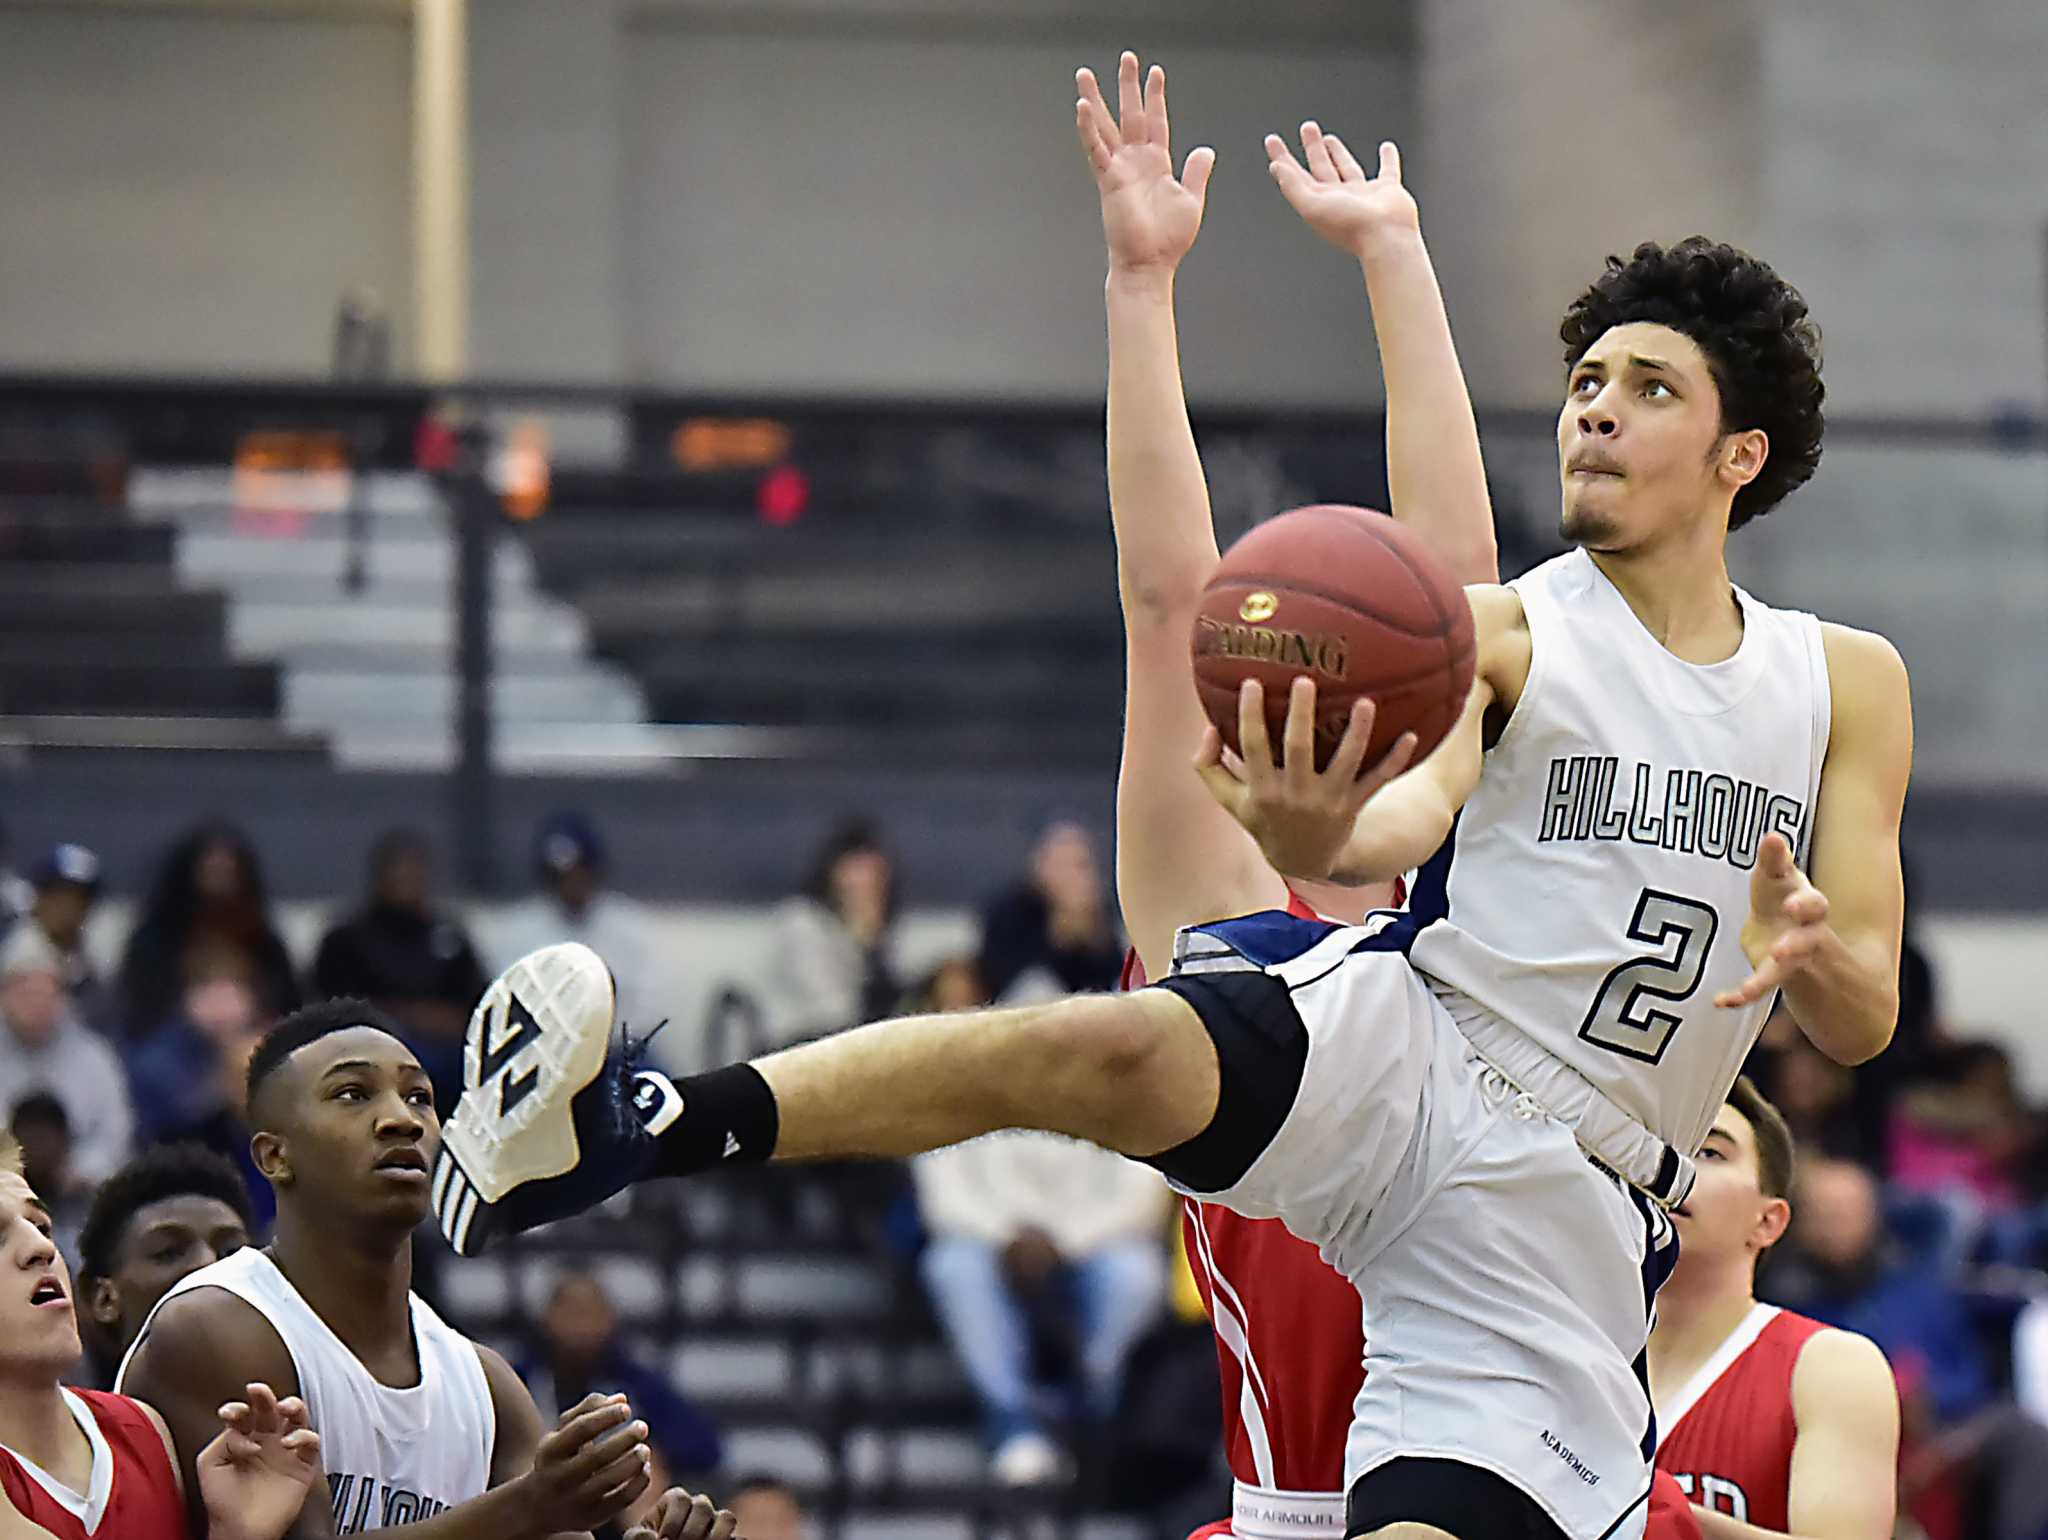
991, 1431, 1070, 1488
432, 942, 677, 1255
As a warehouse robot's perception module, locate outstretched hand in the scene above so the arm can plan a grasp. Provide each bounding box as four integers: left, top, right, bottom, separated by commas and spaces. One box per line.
1715, 833, 1832, 1008
1265, 125, 1418, 258
197, 1382, 322, 1540
1076, 51, 1216, 277
1194, 676, 1418, 881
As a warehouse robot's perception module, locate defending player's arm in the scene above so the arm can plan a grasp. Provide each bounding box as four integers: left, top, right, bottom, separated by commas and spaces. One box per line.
1689, 1330, 1899, 1540
1078, 53, 1291, 977
1265, 126, 1497, 586
1714, 626, 1912, 1065
1194, 584, 1522, 885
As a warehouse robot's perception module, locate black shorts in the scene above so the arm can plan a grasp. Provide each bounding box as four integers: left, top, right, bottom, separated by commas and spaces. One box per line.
1348, 1457, 1571, 1539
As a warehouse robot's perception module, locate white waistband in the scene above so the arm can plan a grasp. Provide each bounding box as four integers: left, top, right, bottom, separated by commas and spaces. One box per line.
1438, 990, 1695, 1208
1232, 1480, 1347, 1539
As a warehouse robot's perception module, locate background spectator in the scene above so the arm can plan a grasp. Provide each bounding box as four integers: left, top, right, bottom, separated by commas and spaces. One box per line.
0, 816, 30, 935
2016, 1294, 2048, 1432
1749, 1007, 1865, 1163
313, 828, 487, 1113
913, 1132, 1170, 1486
0, 924, 132, 1183
978, 820, 1123, 1003
9, 1092, 88, 1268
119, 821, 300, 1039
905, 956, 988, 1017
487, 812, 664, 1036
75, 1142, 255, 1388
24, 843, 114, 1033
1771, 1157, 1990, 1425
725, 1476, 808, 1540
763, 817, 901, 1044
125, 948, 273, 1231
514, 1271, 723, 1488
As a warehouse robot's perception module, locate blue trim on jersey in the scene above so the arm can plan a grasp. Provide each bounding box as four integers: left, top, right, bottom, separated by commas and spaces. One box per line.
1189, 910, 1338, 968
1363, 814, 1460, 954
1630, 1188, 1681, 1461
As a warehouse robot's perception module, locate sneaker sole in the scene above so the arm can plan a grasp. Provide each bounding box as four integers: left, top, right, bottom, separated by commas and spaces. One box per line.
433, 941, 615, 1255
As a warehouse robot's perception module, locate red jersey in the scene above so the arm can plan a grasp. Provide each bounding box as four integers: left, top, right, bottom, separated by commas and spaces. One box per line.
1124, 891, 1363, 1501
1655, 1303, 1835, 1528
0, 1387, 187, 1540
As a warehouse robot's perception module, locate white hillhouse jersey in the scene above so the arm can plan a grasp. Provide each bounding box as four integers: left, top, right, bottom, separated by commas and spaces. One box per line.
1408, 548, 1831, 1161
120, 1247, 496, 1533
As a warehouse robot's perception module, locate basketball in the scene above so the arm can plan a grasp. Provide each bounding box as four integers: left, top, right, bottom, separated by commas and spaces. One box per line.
1192, 504, 1477, 772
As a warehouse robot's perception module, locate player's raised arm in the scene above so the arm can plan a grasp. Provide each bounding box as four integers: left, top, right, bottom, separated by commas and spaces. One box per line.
1266, 127, 1497, 585
1713, 625, 1912, 1065
1079, 52, 1291, 976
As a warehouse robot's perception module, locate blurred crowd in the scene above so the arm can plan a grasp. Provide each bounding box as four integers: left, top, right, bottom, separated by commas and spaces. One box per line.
4, 806, 2045, 1535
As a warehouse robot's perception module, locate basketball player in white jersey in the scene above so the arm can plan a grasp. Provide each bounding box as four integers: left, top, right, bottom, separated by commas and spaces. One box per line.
429, 237, 1910, 1540
1076, 53, 1497, 1540
119, 1000, 732, 1540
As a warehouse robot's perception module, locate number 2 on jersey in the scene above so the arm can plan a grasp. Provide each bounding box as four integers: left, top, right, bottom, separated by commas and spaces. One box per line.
1578, 888, 1720, 1064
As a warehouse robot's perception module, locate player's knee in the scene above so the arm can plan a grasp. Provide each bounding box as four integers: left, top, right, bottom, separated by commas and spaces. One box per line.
1026, 991, 1215, 1155
1353, 1526, 1464, 1540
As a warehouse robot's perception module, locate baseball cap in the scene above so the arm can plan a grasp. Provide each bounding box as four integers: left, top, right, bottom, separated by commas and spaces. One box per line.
535, 812, 604, 877
31, 844, 102, 895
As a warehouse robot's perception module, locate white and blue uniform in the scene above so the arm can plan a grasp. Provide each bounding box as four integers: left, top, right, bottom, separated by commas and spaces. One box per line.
119, 1247, 497, 1533
1149, 549, 1831, 1540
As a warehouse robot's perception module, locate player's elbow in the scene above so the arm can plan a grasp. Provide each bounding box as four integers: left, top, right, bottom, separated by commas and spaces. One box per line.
1821, 995, 1897, 1067
1117, 569, 1205, 629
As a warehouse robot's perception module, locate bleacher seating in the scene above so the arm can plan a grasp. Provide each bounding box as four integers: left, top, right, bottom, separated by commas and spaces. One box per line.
0, 492, 320, 754
434, 1164, 1165, 1539
518, 504, 1128, 767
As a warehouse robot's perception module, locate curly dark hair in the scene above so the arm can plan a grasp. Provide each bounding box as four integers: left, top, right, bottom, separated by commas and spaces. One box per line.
1560, 237, 1824, 531
77, 1142, 253, 1283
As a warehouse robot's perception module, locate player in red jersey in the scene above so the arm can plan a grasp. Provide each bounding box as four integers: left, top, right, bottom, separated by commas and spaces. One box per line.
0, 1132, 320, 1540
1650, 1078, 1898, 1538
1077, 50, 1495, 1537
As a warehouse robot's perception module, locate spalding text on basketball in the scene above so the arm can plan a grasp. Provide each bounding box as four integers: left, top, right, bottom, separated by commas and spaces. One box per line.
1192, 617, 1351, 681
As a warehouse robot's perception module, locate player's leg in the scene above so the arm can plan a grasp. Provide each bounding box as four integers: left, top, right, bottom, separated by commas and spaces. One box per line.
1339, 1042, 1672, 1540
432, 942, 1220, 1254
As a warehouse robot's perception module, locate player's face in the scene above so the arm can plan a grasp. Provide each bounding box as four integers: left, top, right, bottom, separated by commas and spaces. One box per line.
1669, 1105, 1786, 1268
91, 1195, 250, 1351
1557, 322, 1747, 551
270, 1028, 440, 1229
0, 1172, 82, 1373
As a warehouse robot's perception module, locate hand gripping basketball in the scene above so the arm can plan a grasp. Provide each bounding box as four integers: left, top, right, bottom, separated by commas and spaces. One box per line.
1195, 674, 1419, 881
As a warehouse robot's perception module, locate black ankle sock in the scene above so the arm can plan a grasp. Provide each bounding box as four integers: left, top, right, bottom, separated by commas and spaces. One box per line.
645, 1063, 780, 1177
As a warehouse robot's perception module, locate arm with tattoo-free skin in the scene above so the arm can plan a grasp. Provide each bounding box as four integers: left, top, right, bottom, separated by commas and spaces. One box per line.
1712, 626, 1911, 1065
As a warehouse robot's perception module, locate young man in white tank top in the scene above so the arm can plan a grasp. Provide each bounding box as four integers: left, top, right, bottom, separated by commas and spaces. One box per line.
118, 1000, 735, 1540
430, 235, 1911, 1540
